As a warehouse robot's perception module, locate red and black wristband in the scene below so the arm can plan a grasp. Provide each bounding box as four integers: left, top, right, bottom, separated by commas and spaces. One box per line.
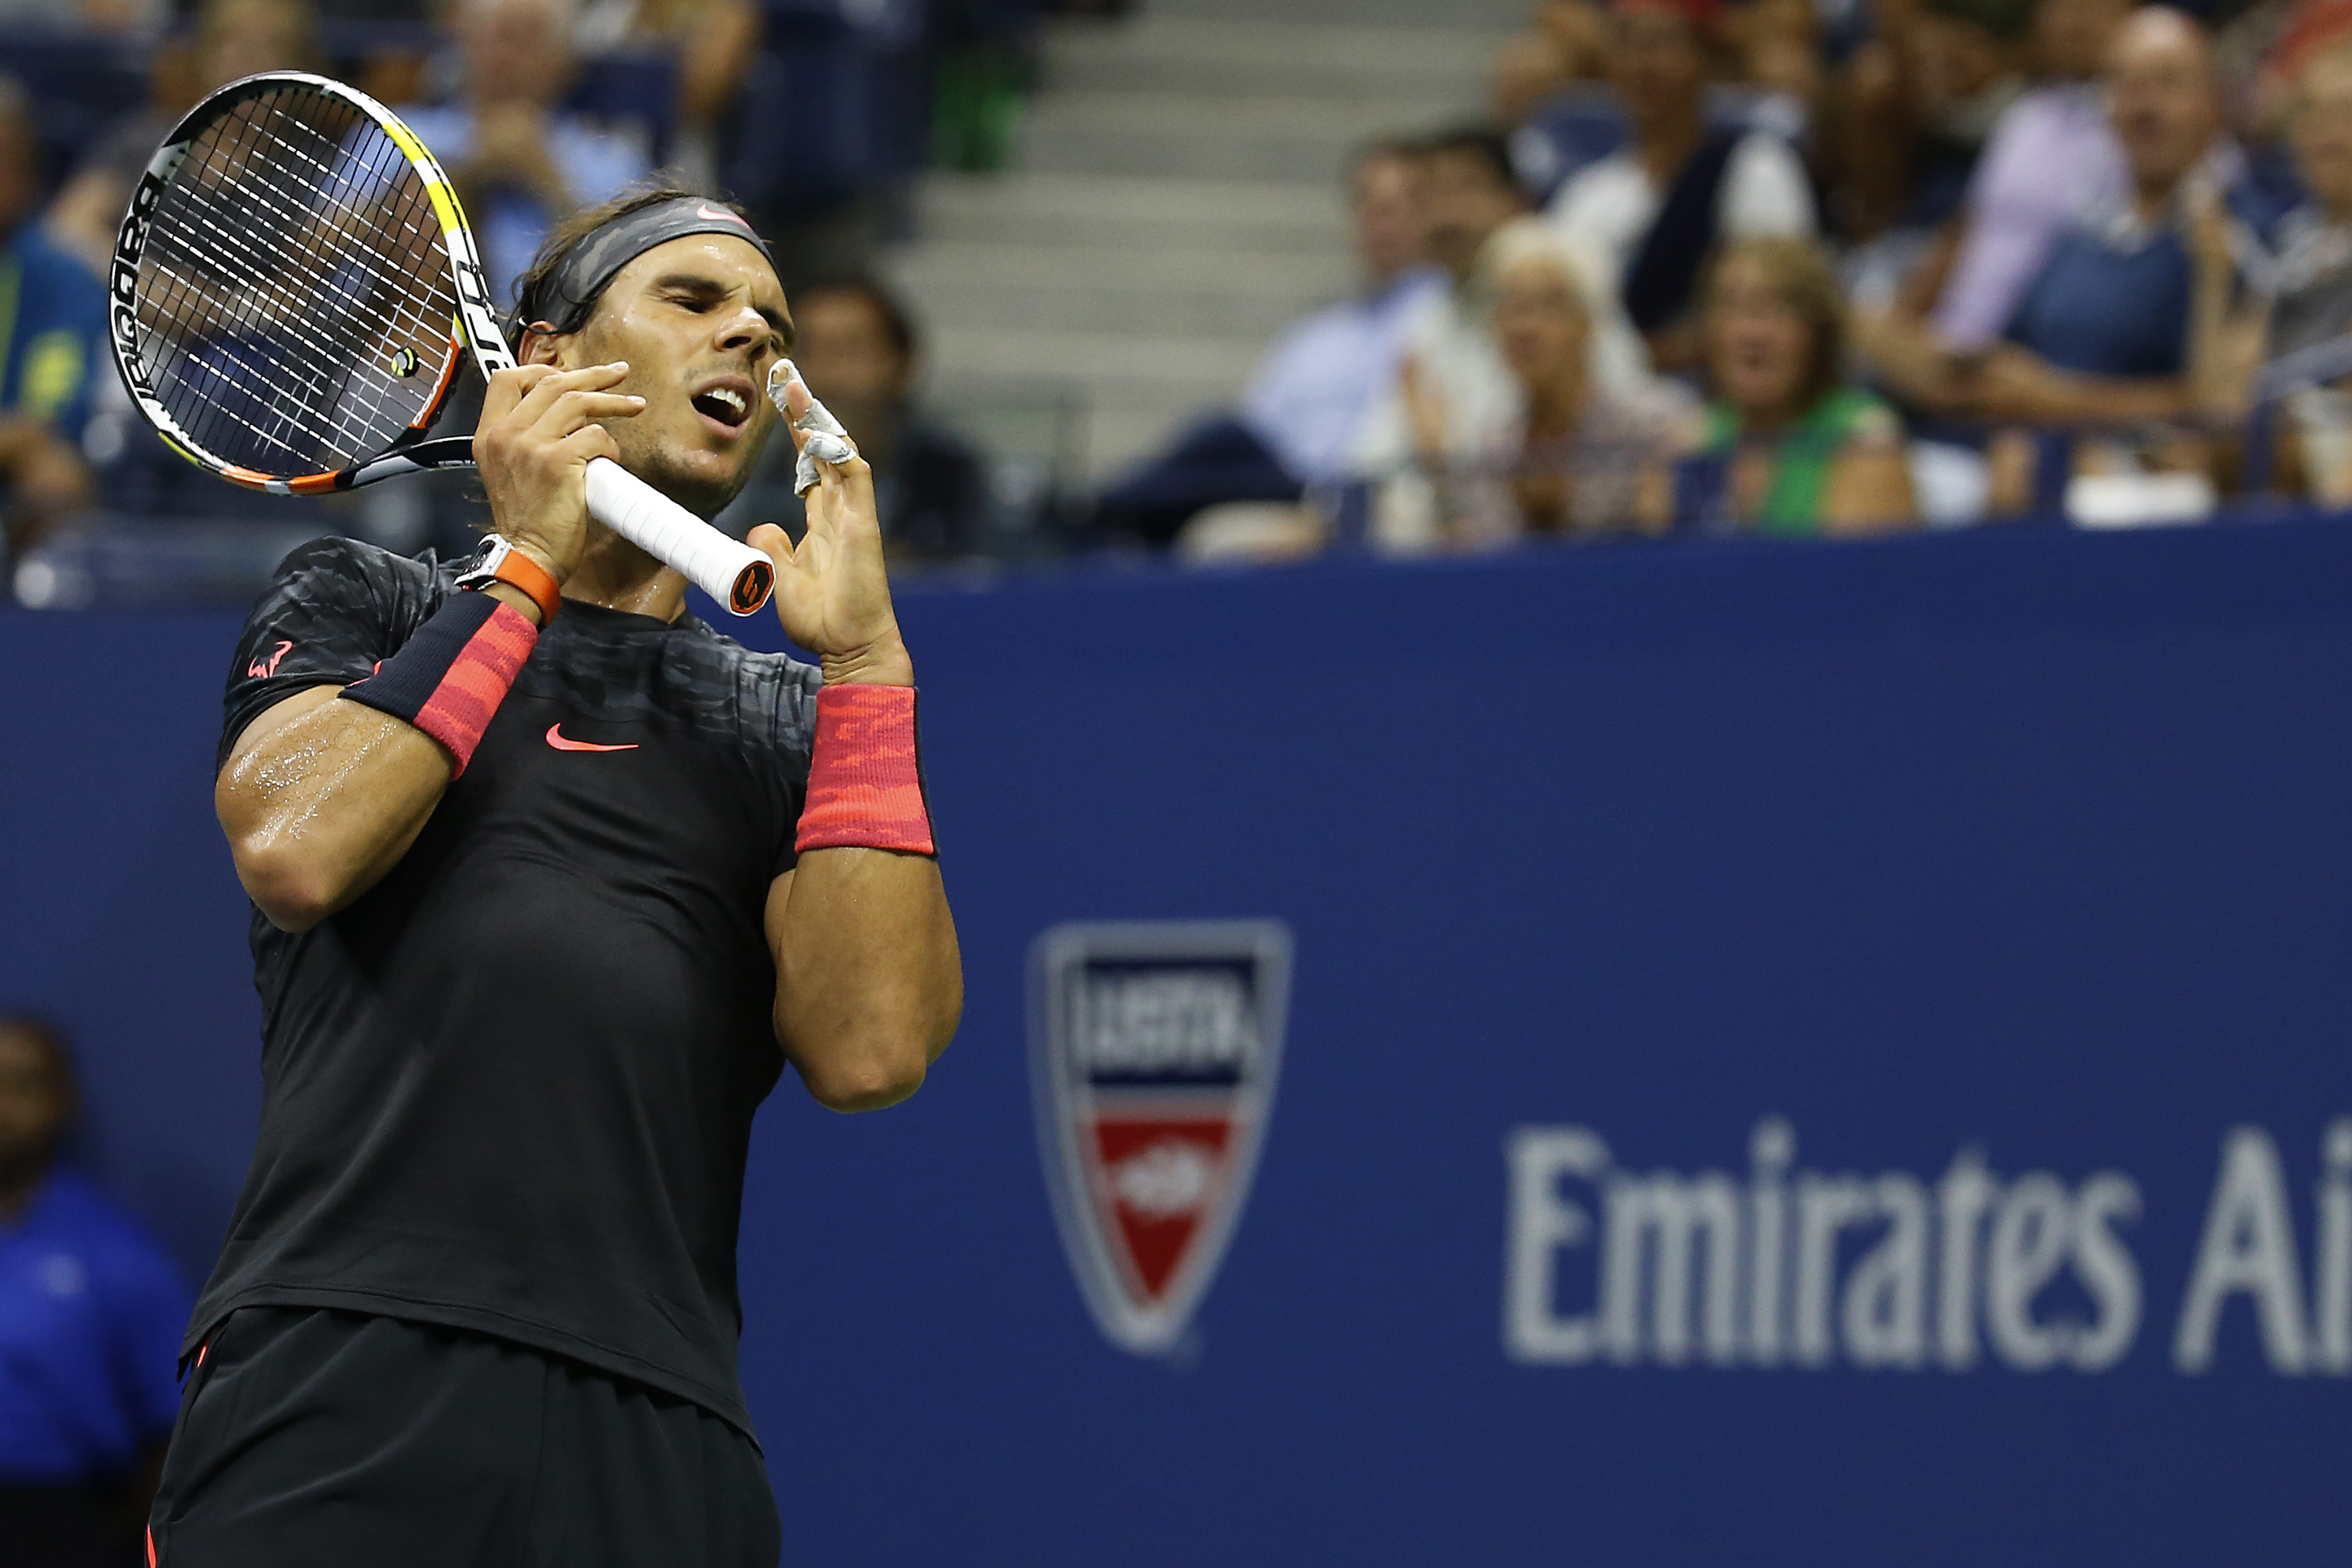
795, 684, 936, 856
340, 590, 538, 775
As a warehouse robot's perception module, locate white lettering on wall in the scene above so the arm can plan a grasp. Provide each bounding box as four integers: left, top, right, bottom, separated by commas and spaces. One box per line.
1503, 1127, 1611, 1364
1497, 1119, 2184, 1375
2319, 1119, 2352, 1375
1074, 970, 1253, 1075
2174, 1128, 2310, 1374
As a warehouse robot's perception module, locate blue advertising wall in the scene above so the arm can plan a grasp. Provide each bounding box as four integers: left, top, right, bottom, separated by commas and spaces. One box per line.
4, 519, 2351, 1564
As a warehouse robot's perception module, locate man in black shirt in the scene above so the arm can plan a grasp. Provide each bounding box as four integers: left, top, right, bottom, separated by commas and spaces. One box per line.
147, 190, 963, 1567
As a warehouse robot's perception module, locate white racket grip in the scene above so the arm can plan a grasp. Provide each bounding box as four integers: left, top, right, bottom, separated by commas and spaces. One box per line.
582, 458, 774, 616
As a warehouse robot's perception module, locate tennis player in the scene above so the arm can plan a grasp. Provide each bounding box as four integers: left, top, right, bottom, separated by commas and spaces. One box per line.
145, 188, 962, 1567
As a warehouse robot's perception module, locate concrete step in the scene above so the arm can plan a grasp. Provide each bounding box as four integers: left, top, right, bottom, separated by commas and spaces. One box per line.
1043, 16, 1497, 100
890, 275, 1340, 340
892, 237, 1351, 311
1151, 0, 1528, 25
913, 172, 1347, 255
1018, 88, 1468, 181
887, 0, 1525, 482
924, 323, 1262, 398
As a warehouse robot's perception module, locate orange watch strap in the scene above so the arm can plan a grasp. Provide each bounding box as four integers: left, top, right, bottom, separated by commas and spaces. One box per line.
493, 548, 562, 625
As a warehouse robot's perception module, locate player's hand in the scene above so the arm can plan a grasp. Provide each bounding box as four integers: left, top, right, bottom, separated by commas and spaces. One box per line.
747, 372, 910, 687
475, 361, 644, 584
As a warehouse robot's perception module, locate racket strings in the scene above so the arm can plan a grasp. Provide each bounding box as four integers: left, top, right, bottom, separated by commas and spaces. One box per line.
133, 84, 461, 476
179, 95, 449, 456
175, 95, 448, 440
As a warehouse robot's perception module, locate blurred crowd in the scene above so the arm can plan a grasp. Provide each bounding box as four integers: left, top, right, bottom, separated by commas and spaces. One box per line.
0, 0, 1051, 595
1113, 0, 2352, 560
11, 0, 2352, 596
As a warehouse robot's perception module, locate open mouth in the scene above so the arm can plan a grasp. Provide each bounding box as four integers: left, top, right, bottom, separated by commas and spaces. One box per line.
690, 383, 752, 430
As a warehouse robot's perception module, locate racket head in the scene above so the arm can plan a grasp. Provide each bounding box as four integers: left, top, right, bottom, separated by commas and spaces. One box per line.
108, 72, 512, 496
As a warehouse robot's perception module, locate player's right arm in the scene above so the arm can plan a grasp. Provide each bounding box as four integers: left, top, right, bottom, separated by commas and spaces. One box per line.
217, 687, 458, 932
217, 364, 635, 932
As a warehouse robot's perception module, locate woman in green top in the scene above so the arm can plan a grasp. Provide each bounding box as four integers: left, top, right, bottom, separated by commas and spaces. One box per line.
1696, 237, 1917, 535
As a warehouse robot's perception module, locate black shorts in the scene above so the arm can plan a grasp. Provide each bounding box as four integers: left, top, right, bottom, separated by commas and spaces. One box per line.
147, 1307, 780, 1568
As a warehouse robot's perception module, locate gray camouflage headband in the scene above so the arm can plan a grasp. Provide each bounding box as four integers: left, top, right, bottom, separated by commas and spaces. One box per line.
513, 197, 776, 337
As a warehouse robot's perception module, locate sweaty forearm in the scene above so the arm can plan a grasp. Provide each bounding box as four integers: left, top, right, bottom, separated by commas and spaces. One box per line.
217, 692, 453, 931
771, 850, 961, 1111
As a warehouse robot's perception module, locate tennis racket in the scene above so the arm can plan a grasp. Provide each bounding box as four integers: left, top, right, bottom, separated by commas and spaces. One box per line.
106, 70, 776, 615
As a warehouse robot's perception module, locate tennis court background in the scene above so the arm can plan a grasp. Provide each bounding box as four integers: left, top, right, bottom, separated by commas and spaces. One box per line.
5, 518, 2349, 1563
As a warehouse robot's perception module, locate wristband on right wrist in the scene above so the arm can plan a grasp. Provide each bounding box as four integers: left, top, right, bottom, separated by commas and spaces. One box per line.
795, 684, 935, 856
340, 591, 539, 775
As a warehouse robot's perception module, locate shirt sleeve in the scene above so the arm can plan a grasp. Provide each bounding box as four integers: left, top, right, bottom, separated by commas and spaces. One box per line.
220, 537, 430, 771
1720, 134, 1818, 239
1930, 101, 2128, 353
767, 659, 821, 881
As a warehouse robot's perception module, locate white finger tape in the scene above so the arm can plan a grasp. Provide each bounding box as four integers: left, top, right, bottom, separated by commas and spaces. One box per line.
765, 359, 860, 495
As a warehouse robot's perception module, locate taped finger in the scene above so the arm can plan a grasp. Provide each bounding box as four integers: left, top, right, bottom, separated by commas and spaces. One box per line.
767, 359, 861, 494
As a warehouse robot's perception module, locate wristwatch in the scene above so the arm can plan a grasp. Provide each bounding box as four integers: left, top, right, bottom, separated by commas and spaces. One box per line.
456, 535, 563, 625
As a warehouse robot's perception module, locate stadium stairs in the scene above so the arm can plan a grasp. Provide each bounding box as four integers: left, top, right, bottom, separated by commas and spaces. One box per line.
883, 0, 1527, 517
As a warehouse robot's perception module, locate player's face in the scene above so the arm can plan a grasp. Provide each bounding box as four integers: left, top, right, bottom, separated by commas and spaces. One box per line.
565, 234, 791, 520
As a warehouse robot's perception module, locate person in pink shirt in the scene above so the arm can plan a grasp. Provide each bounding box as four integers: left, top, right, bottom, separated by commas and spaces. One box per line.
1930, 0, 2136, 351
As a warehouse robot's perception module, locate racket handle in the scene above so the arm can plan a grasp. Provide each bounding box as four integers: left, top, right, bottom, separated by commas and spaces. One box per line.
583, 458, 775, 616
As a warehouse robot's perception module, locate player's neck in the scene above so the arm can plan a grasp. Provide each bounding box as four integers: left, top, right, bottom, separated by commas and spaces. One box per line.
561, 529, 690, 623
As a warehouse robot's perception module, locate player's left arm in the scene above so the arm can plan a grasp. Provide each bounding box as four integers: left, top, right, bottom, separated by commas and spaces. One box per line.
752, 395, 962, 1112
765, 850, 960, 1112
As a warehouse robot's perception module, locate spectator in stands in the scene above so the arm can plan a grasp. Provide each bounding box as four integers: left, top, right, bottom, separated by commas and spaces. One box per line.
1686, 237, 1916, 533
0, 0, 158, 30
2253, 44, 2352, 361
0, 1016, 189, 1568
0, 78, 99, 562
2190, 41, 2352, 497
1840, 0, 2033, 244
1865, 0, 2133, 366
1873, 8, 2276, 431
1092, 143, 1443, 548
43, 0, 322, 278
402, 0, 650, 307
1371, 219, 1694, 549
720, 278, 990, 563
1355, 130, 1613, 516
1546, 0, 1815, 370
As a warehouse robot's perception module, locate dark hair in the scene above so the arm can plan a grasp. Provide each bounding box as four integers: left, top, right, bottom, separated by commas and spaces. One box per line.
795, 276, 919, 363
1415, 126, 1517, 192
1925, 0, 2035, 40
508, 177, 754, 338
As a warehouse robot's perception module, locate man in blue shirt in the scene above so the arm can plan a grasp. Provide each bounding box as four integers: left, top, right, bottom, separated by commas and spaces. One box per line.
1093, 141, 1444, 546
0, 1017, 190, 1568
398, 0, 651, 311
0, 78, 103, 561
1866, 9, 2276, 428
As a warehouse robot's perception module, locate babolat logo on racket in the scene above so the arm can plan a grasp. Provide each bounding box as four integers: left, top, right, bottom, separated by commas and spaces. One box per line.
1029, 919, 1292, 1355
108, 168, 169, 395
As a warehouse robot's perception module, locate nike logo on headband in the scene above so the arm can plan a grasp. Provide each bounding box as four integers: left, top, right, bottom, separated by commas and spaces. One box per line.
698, 204, 752, 227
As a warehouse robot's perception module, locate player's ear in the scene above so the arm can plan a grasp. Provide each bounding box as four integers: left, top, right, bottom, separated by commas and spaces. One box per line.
516, 321, 571, 368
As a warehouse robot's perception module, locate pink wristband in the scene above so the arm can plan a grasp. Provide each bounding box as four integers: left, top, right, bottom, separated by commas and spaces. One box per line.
795, 684, 935, 855
339, 593, 538, 775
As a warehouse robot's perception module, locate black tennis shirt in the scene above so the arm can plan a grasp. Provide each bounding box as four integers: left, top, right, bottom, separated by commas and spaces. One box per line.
199, 536, 819, 1439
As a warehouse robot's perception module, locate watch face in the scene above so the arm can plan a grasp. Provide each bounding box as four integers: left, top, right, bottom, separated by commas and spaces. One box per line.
457, 539, 508, 586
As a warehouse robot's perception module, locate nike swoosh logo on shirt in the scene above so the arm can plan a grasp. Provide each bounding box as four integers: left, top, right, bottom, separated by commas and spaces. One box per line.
546, 724, 638, 752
